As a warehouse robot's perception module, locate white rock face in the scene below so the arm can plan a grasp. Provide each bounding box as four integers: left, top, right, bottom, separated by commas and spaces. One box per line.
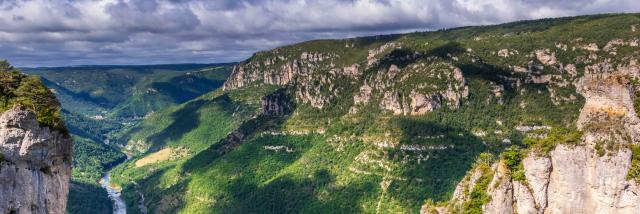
522, 155, 551, 210
483, 163, 513, 214
0, 106, 73, 214
513, 181, 537, 214
535, 49, 557, 65
421, 59, 640, 214
545, 144, 640, 213
409, 92, 441, 115
491, 61, 640, 214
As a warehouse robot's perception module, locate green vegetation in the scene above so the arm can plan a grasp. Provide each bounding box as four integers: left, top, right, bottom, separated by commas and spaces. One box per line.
106, 14, 640, 213
67, 181, 113, 214
108, 87, 277, 213
66, 137, 124, 214
111, 66, 231, 118
523, 129, 582, 153
627, 144, 640, 181
0, 60, 64, 130
462, 163, 493, 214
23, 64, 229, 110
0, 61, 106, 213
11, 13, 634, 213
62, 110, 123, 143
20, 63, 233, 214
113, 86, 275, 155
23, 63, 233, 118
72, 137, 126, 182
501, 146, 526, 181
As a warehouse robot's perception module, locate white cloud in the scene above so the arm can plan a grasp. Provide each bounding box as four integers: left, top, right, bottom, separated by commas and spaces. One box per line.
0, 0, 637, 66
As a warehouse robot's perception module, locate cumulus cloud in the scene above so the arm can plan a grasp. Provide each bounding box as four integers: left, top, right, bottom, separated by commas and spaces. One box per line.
0, 0, 638, 66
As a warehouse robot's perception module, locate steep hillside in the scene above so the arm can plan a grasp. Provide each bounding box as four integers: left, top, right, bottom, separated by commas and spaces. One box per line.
110, 86, 278, 212
111, 14, 640, 213
24, 63, 233, 118
0, 61, 73, 213
23, 63, 232, 214
111, 66, 231, 118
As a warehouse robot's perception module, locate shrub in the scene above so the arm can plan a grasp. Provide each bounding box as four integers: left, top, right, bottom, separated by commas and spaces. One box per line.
0, 60, 64, 131
501, 146, 526, 181
627, 144, 640, 182
462, 164, 492, 214
523, 128, 582, 153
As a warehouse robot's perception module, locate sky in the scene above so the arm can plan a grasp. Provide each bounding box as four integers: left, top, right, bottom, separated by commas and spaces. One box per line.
0, 0, 638, 67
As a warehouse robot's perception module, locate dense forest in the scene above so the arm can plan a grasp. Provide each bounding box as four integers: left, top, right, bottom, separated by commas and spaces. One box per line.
100, 14, 640, 213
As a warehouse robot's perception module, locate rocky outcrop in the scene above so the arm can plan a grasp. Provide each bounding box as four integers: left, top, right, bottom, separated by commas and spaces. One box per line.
522, 155, 551, 210
0, 106, 73, 214
544, 144, 640, 213
409, 92, 442, 115
223, 51, 340, 109
421, 58, 640, 214
367, 42, 400, 67
535, 49, 557, 65
224, 41, 468, 115
483, 163, 514, 214
262, 90, 295, 117
375, 64, 468, 115
513, 181, 537, 214
480, 60, 640, 214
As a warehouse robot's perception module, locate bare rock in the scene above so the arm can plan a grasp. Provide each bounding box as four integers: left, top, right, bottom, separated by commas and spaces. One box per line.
498, 49, 511, 57
546, 144, 640, 213
604, 39, 625, 52
513, 66, 528, 73
581, 43, 600, 52
483, 162, 514, 214
513, 181, 537, 214
522, 155, 551, 210
531, 75, 552, 84
535, 49, 557, 65
565, 64, 577, 77
380, 92, 404, 115
343, 64, 360, 76
0, 106, 73, 214
353, 84, 373, 105
451, 166, 484, 202
409, 92, 441, 115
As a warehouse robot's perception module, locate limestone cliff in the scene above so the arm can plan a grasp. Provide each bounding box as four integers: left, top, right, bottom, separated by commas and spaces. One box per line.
0, 106, 73, 214
224, 43, 468, 115
115, 14, 640, 213
421, 60, 640, 214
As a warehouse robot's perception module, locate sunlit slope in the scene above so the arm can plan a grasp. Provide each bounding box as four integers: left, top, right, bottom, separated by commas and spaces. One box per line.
110, 14, 640, 213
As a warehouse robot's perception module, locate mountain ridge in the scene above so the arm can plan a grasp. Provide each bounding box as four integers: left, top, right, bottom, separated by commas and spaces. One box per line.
100, 13, 640, 213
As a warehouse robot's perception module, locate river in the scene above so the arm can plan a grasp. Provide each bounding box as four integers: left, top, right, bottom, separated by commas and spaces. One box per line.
99, 173, 127, 214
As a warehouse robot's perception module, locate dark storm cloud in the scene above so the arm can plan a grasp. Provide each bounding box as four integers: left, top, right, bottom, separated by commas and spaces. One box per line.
0, 0, 638, 67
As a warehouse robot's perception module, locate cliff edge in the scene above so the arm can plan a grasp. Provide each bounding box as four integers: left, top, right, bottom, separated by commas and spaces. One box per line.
0, 106, 72, 214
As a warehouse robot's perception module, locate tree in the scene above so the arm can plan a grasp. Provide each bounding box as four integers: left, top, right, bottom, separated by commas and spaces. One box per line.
0, 60, 14, 72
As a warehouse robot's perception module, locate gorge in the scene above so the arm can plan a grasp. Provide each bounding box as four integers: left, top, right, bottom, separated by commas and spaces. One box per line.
1, 13, 640, 214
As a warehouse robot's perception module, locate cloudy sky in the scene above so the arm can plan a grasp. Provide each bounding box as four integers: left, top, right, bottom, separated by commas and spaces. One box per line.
0, 0, 638, 67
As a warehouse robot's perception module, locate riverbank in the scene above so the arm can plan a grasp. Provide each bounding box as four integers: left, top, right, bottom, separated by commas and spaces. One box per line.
99, 173, 127, 214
